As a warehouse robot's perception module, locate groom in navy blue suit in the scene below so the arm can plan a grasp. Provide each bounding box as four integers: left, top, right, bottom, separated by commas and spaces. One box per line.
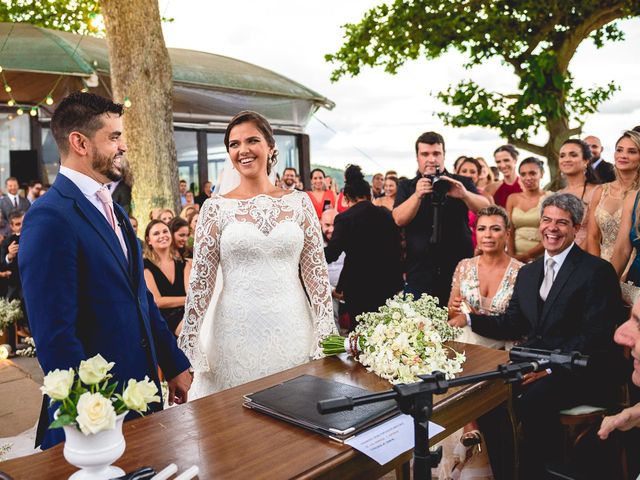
19, 92, 192, 449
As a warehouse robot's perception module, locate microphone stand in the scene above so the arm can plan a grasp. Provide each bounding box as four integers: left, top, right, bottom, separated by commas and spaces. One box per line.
317, 348, 588, 480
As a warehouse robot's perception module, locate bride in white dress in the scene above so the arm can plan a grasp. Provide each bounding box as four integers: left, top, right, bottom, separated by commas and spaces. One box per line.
178, 111, 336, 398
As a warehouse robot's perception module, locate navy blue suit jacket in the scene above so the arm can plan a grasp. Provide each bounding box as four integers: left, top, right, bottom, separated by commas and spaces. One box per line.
19, 173, 190, 449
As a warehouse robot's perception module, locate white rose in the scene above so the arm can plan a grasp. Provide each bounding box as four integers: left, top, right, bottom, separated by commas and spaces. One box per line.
75, 391, 116, 435
41, 368, 75, 400
79, 354, 114, 385
0, 344, 9, 360
123, 377, 160, 412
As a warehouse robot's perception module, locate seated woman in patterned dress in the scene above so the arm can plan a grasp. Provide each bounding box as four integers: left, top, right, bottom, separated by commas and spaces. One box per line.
441, 206, 523, 480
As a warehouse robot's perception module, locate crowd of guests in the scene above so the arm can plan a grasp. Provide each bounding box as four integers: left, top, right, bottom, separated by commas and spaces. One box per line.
278, 128, 640, 479
8, 104, 640, 477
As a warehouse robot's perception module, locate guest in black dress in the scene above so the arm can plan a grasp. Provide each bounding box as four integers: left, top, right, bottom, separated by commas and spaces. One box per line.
143, 219, 191, 336
324, 164, 403, 329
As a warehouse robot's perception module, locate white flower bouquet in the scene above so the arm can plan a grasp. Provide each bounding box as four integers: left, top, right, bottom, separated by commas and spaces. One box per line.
42, 354, 160, 435
16, 336, 36, 357
321, 294, 466, 384
0, 298, 22, 333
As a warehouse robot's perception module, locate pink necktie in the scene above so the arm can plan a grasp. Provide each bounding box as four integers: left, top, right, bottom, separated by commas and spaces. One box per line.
96, 186, 116, 230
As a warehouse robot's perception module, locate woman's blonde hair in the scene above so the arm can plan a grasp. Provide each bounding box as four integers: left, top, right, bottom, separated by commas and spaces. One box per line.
179, 205, 197, 220
616, 130, 640, 193
476, 157, 495, 183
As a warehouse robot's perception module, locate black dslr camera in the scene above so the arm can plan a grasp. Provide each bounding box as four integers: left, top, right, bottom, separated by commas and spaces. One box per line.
424, 167, 450, 244
425, 167, 451, 201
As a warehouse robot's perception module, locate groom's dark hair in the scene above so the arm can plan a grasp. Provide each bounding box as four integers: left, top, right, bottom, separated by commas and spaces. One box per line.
51, 92, 123, 156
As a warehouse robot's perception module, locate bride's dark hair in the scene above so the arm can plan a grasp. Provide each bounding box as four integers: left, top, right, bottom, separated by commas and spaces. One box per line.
224, 111, 279, 174
343, 164, 371, 202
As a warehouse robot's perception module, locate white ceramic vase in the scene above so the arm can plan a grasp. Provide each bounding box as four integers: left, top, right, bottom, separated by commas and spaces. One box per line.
62, 412, 127, 480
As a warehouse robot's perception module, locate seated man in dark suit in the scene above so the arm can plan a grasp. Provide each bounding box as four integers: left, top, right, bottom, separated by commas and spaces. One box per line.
449, 192, 625, 479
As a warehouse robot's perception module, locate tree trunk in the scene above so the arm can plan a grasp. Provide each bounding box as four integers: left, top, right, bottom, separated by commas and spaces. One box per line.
544, 115, 581, 191
100, 0, 180, 229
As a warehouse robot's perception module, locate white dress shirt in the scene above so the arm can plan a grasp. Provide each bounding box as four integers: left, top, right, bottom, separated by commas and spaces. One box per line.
542, 242, 575, 281
59, 166, 128, 259
6, 193, 19, 208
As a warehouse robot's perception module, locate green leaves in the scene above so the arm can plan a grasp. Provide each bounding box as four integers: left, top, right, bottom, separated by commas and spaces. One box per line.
326, 0, 637, 184
49, 413, 74, 429
0, 0, 104, 36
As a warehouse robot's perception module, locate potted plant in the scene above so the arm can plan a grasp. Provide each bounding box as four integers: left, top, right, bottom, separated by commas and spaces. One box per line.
41, 354, 159, 479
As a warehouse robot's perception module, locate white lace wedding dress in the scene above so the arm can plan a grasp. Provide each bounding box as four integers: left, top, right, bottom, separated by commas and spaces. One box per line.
178, 190, 336, 398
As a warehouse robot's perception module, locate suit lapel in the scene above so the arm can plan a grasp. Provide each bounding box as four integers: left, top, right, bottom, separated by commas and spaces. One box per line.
53, 175, 132, 286
527, 258, 544, 323
113, 204, 138, 282
540, 245, 581, 325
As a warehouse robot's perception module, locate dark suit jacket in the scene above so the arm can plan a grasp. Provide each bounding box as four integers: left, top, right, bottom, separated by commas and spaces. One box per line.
471, 245, 624, 374
111, 181, 132, 215
0, 195, 30, 232
0, 234, 21, 300
19, 173, 190, 449
594, 159, 615, 183
325, 201, 403, 318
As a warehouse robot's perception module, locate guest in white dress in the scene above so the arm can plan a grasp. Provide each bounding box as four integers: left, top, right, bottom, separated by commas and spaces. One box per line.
178, 111, 336, 398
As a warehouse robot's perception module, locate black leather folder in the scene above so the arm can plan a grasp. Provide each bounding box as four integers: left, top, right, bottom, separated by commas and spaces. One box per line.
243, 374, 399, 442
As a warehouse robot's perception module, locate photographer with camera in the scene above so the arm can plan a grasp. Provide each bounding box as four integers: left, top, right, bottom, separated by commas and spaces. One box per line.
393, 131, 489, 305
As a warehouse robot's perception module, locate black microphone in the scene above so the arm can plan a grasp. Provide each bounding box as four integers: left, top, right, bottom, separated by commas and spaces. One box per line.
509, 347, 589, 370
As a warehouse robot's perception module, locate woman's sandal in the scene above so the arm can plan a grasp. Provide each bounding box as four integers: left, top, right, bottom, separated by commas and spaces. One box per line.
460, 430, 483, 448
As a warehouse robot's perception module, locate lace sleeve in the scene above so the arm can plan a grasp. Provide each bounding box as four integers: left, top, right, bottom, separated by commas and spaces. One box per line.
177, 198, 220, 372
298, 194, 337, 357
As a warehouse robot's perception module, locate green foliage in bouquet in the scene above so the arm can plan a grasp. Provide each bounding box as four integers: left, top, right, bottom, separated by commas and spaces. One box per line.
322, 294, 465, 384
0, 298, 22, 333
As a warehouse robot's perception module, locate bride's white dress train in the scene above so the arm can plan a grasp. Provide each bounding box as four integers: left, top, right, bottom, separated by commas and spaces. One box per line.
178, 191, 336, 398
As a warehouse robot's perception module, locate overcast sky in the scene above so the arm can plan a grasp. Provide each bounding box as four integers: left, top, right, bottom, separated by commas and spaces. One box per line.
160, 0, 640, 177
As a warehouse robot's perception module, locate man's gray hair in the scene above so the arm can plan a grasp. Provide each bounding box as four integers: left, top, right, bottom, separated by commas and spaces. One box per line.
540, 193, 584, 225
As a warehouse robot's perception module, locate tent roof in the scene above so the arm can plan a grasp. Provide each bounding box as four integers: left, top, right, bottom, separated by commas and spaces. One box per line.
0, 22, 334, 109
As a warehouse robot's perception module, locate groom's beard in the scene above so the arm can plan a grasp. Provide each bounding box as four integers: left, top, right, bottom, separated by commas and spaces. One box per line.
92, 146, 123, 182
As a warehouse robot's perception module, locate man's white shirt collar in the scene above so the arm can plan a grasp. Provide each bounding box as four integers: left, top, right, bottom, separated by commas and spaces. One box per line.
59, 166, 105, 199
592, 158, 603, 169
543, 242, 575, 275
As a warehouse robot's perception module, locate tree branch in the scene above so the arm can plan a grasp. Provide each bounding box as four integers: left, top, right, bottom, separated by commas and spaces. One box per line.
515, 1, 561, 68
566, 125, 583, 137
508, 138, 546, 156
556, 2, 625, 72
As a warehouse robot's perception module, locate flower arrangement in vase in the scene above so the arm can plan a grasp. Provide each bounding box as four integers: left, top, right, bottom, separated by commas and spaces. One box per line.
41, 354, 159, 480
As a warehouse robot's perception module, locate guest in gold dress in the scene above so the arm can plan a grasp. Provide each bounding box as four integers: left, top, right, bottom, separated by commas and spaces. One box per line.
587, 130, 640, 263
506, 157, 548, 263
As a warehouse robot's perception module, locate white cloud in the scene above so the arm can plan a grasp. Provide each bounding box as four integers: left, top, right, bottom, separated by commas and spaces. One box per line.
160, 1, 640, 176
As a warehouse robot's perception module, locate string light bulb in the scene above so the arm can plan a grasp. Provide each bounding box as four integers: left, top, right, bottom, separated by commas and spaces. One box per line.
16, 108, 24, 115
7, 99, 14, 107
30, 107, 38, 117
4, 85, 11, 93
123, 96, 132, 108
45, 95, 54, 105
0, 65, 3, 73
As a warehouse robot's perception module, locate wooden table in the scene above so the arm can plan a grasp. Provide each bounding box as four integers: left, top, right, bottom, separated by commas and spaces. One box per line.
1, 342, 509, 479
